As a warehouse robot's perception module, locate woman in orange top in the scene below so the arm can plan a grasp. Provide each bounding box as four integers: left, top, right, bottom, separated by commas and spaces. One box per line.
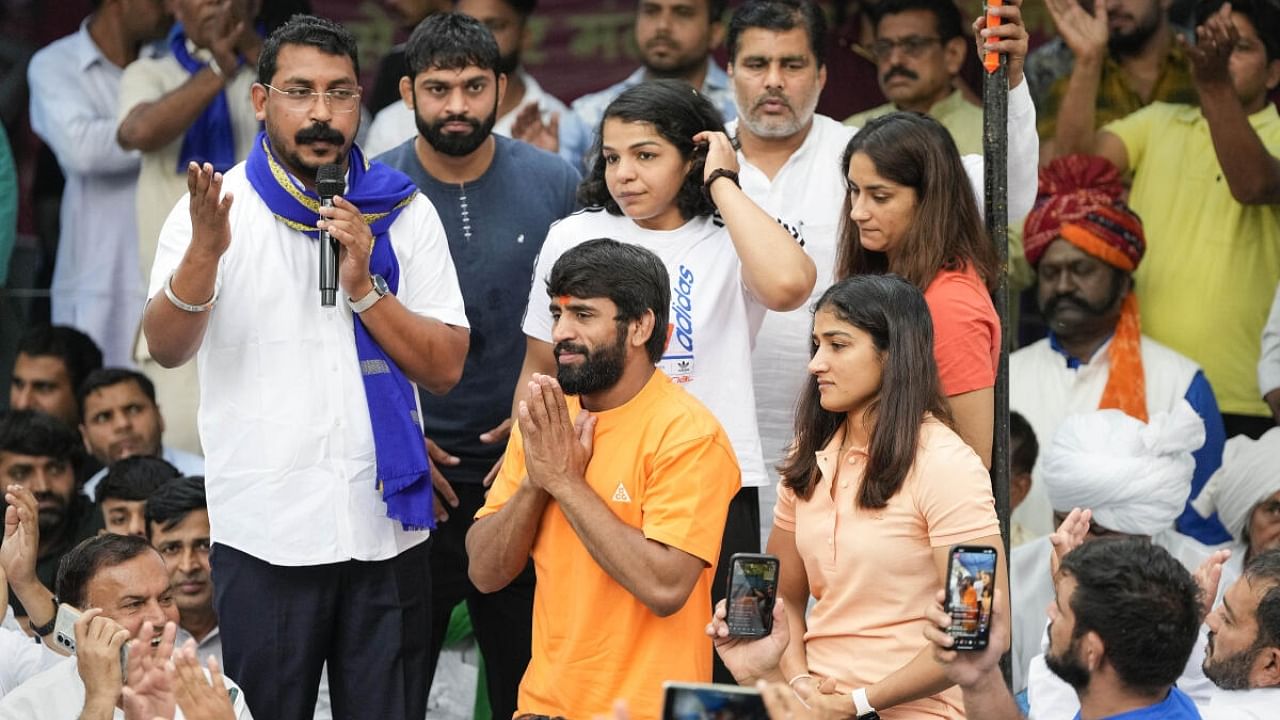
710, 275, 1004, 719
836, 113, 1001, 468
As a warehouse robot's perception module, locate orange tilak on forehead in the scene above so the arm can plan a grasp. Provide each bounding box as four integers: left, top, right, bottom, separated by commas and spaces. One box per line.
557, 295, 571, 307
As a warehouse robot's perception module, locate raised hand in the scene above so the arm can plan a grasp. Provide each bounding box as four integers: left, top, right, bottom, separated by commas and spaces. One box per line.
518, 374, 595, 498
1049, 507, 1092, 576
1, 485, 41, 588
186, 162, 234, 262
172, 646, 238, 720
1181, 3, 1237, 90
75, 609, 131, 709
1044, 0, 1110, 62
974, 0, 1031, 87
693, 131, 740, 181
511, 103, 561, 154
122, 621, 179, 720
1193, 547, 1233, 618
923, 588, 1010, 689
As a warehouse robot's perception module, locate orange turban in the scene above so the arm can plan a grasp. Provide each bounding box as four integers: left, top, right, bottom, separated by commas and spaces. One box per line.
1022, 155, 1149, 422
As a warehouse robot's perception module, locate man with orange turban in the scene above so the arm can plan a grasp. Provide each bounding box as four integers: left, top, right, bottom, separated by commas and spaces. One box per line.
1010, 154, 1229, 547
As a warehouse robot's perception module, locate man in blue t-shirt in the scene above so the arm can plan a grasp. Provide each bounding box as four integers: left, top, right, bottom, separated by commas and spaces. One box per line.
909, 532, 1203, 720
374, 12, 579, 720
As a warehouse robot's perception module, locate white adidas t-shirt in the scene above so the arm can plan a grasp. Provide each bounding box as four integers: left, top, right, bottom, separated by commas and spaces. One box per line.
522, 208, 781, 489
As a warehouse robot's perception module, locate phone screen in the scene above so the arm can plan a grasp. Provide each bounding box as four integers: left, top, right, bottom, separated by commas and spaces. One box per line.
662, 683, 768, 720
725, 554, 779, 637
946, 545, 997, 650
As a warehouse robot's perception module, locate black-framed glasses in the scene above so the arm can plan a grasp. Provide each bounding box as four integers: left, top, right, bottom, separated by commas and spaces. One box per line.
871, 36, 943, 60
263, 84, 362, 113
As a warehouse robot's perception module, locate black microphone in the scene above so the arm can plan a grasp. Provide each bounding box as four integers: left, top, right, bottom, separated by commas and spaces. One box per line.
317, 163, 345, 307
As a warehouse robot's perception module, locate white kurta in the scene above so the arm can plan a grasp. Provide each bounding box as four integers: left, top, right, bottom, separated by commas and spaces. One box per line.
147, 164, 469, 566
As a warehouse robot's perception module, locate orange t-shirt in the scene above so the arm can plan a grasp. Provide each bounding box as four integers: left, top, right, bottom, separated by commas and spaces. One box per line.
476, 370, 741, 720
923, 266, 999, 397
774, 418, 999, 719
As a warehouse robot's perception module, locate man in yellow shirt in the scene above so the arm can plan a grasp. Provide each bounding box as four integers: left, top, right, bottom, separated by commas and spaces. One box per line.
1055, 0, 1280, 439
466, 239, 741, 720
844, 0, 982, 155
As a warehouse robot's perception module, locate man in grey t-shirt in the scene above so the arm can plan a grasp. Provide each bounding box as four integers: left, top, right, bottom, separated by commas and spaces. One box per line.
375, 13, 579, 720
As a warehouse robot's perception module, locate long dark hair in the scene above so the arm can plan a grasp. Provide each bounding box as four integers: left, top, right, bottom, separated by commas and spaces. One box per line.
834, 112, 999, 293
778, 274, 953, 508
577, 79, 723, 220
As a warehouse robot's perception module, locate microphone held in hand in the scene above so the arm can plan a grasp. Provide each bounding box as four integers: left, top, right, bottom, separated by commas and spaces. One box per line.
317, 163, 345, 307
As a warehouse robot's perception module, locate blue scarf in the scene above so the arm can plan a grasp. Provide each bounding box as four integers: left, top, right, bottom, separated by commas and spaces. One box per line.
245, 130, 435, 531
169, 24, 237, 173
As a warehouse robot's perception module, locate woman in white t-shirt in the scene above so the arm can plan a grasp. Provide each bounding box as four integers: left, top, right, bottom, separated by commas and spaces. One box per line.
515, 79, 816, 634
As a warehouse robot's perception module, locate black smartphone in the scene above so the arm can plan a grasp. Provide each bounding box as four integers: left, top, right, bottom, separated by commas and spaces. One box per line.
723, 552, 779, 638
662, 682, 768, 720
945, 544, 998, 651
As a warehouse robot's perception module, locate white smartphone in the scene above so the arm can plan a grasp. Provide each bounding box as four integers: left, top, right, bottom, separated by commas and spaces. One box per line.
52, 603, 131, 679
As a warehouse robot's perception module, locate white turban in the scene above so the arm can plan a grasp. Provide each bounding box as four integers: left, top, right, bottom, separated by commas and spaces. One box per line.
1191, 427, 1280, 542
1040, 400, 1205, 536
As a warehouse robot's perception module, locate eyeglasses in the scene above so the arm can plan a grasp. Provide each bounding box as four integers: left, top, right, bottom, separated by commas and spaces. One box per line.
871, 36, 943, 60
263, 84, 362, 113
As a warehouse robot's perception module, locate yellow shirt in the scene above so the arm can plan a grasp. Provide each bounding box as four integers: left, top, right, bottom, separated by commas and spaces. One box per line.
1104, 102, 1280, 416
844, 89, 984, 156
477, 369, 740, 720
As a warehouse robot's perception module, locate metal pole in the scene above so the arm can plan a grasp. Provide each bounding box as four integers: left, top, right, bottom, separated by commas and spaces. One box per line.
982, 0, 1012, 683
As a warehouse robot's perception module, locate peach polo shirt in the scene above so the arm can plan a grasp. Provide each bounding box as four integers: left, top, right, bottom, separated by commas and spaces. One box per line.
774, 418, 999, 719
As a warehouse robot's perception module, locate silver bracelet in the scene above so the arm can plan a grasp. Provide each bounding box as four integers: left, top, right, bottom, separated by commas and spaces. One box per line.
164, 271, 218, 313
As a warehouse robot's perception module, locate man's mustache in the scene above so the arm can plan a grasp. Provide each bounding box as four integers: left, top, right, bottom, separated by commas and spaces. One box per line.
295, 123, 345, 145
882, 66, 918, 83
433, 114, 481, 132
1044, 293, 1110, 318
554, 341, 588, 358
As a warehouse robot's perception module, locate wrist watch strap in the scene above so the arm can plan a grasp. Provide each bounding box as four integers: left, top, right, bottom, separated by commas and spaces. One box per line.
851, 688, 879, 719
28, 596, 58, 637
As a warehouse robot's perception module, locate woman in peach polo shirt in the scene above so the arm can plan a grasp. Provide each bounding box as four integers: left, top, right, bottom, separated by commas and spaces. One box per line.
835, 113, 1001, 469
712, 275, 1004, 719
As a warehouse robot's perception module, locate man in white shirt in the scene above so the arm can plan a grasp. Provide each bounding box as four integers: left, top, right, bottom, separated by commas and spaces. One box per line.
0, 533, 253, 719
140, 15, 469, 720
26, 0, 171, 366
1194, 549, 1280, 718
77, 368, 203, 502
117, 0, 264, 456
365, 0, 587, 166
724, 0, 1039, 546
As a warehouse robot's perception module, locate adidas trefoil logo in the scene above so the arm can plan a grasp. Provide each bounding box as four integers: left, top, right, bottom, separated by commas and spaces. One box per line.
611, 482, 632, 503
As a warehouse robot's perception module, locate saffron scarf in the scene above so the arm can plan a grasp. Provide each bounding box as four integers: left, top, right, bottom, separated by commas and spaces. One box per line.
245, 130, 434, 530
168, 24, 238, 173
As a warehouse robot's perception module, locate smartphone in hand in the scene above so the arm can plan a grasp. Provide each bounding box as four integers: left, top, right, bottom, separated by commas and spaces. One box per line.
945, 545, 998, 650
662, 682, 768, 720
723, 552, 779, 638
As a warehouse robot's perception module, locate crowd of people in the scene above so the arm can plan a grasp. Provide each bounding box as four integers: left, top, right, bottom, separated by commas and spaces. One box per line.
0, 0, 1278, 719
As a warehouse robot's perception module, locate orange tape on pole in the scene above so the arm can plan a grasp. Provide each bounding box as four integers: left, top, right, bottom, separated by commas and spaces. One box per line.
984, 0, 1003, 73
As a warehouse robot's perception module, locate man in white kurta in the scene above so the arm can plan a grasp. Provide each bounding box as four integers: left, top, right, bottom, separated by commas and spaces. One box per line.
27, 3, 170, 366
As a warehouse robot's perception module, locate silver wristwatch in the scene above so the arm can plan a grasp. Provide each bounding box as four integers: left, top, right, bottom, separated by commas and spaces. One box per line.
347, 274, 390, 313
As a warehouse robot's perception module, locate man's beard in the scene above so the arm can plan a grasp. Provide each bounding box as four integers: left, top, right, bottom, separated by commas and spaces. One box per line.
555, 330, 628, 396
273, 122, 348, 183
1203, 632, 1259, 690
1108, 9, 1162, 56
736, 89, 819, 140
1045, 630, 1093, 690
34, 492, 69, 535
641, 35, 705, 79
415, 97, 498, 157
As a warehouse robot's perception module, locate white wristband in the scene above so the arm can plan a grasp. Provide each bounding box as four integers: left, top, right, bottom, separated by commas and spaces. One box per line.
164, 271, 218, 313
851, 687, 875, 716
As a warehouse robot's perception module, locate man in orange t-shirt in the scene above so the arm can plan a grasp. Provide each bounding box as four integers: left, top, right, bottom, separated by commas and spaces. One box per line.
466, 239, 741, 720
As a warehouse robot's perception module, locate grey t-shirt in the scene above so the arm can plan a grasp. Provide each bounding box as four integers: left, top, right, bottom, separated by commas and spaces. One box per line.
377, 135, 580, 483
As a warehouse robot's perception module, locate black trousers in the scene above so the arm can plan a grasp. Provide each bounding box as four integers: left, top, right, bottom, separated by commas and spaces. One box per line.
711, 486, 762, 684
427, 482, 535, 720
1222, 413, 1276, 440
210, 541, 431, 720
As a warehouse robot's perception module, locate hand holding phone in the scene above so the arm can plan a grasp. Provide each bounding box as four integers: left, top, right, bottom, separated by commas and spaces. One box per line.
944, 545, 998, 650
723, 553, 779, 638
662, 682, 768, 720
